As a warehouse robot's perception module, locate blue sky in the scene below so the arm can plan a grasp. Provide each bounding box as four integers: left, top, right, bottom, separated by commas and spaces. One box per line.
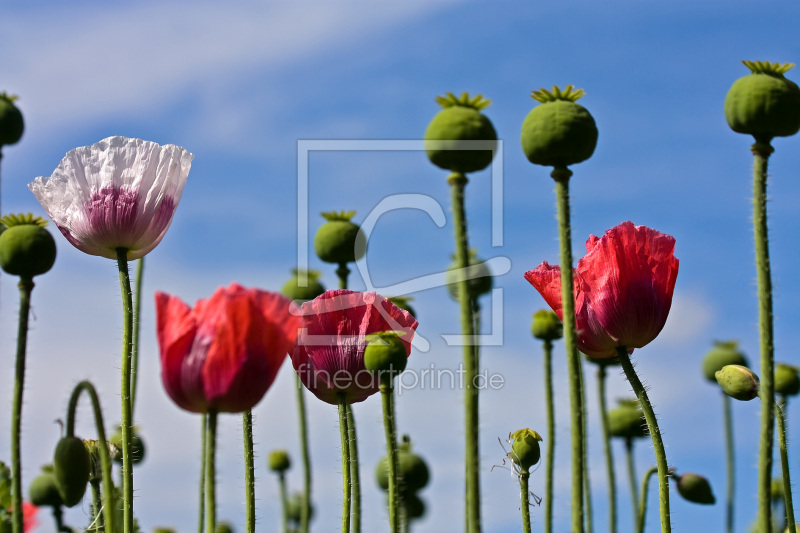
2, 1, 800, 532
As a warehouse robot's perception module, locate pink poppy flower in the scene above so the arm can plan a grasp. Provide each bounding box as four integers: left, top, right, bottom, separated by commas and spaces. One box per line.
292, 289, 418, 405
29, 136, 192, 260
156, 283, 300, 413
525, 221, 679, 358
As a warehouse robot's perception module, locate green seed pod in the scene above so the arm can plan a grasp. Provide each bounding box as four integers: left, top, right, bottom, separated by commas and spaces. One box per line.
715, 364, 760, 401
424, 92, 497, 174
608, 399, 647, 440
0, 214, 56, 279
215, 522, 234, 533
402, 492, 426, 520
364, 331, 408, 380
267, 449, 291, 473
775, 363, 800, 397
313, 211, 366, 264
53, 436, 91, 507
724, 61, 800, 143
0, 92, 24, 146
388, 296, 416, 318
508, 428, 543, 472
521, 85, 598, 169
153, 529, 177, 533
531, 310, 563, 342
771, 477, 785, 502
675, 472, 715, 505
29, 465, 63, 508
376, 437, 430, 493
286, 492, 314, 524
108, 426, 146, 464
702, 340, 748, 382
281, 269, 326, 302
446, 250, 492, 301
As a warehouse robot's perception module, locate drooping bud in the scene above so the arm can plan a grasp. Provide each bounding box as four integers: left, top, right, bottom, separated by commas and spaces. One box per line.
424, 92, 497, 174
675, 472, 716, 504
531, 309, 563, 342
281, 269, 326, 302
0, 214, 56, 279
52, 437, 91, 507
715, 364, 760, 401
28, 465, 63, 508
313, 211, 366, 264
702, 340, 748, 382
774, 363, 800, 397
521, 85, 598, 169
608, 399, 647, 440
267, 450, 291, 473
508, 428, 543, 472
446, 250, 492, 302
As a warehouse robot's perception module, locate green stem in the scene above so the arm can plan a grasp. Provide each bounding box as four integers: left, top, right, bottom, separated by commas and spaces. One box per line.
520, 472, 532, 533
553, 168, 585, 533
722, 393, 735, 533
278, 472, 289, 533
199, 413, 206, 533
637, 467, 658, 533
752, 141, 775, 533
90, 480, 102, 532
626, 439, 639, 528
243, 410, 256, 533
618, 348, 670, 533
117, 247, 134, 533
542, 339, 555, 533
65, 380, 117, 533
337, 262, 350, 290
11, 278, 32, 533
598, 366, 617, 533
581, 362, 593, 533
347, 404, 361, 533
205, 409, 218, 533
448, 171, 481, 533
296, 374, 313, 533
775, 402, 796, 533
131, 257, 144, 417
380, 381, 399, 533
338, 397, 352, 533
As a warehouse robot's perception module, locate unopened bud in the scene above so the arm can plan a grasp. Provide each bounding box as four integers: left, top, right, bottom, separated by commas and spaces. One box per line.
715, 364, 760, 401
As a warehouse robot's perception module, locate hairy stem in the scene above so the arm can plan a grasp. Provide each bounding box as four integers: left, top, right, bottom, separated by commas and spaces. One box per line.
542, 339, 555, 533
637, 467, 658, 533
626, 439, 639, 528
199, 414, 206, 533
752, 141, 775, 532
598, 366, 617, 533
723, 393, 735, 533
338, 397, 351, 533
278, 472, 289, 533
618, 349, 670, 533
381, 381, 400, 532
347, 404, 361, 533
117, 248, 134, 533
205, 410, 218, 533
11, 278, 32, 533
296, 375, 313, 533
553, 168, 585, 532
520, 472, 532, 533
775, 401, 796, 533
130, 257, 144, 417
243, 411, 256, 533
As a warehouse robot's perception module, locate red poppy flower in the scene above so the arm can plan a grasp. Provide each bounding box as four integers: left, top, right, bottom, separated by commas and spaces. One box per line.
291, 289, 418, 405
156, 283, 300, 413
524, 221, 679, 358
21, 502, 38, 532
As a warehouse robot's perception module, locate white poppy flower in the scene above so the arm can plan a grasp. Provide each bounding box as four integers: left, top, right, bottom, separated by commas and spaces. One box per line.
29, 136, 192, 260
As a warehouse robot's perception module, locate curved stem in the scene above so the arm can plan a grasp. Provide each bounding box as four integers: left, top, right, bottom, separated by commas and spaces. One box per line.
243, 410, 256, 533
278, 472, 289, 533
65, 380, 117, 533
130, 257, 144, 417
520, 472, 532, 533
637, 467, 658, 533
205, 409, 218, 533
722, 393, 735, 533
116, 248, 135, 533
449, 172, 481, 533
598, 366, 617, 533
775, 402, 796, 532
752, 141, 775, 532
198, 413, 206, 533
380, 382, 399, 532
618, 348, 670, 533
542, 339, 555, 533
11, 278, 32, 533
553, 168, 585, 533
626, 439, 639, 528
347, 404, 361, 533
296, 374, 312, 533
338, 397, 352, 533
